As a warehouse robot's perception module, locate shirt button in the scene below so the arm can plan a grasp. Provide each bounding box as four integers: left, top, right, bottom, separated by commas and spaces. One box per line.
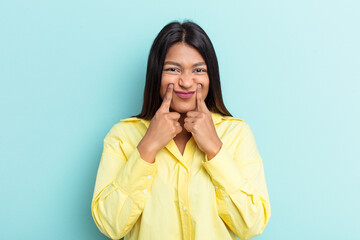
182, 206, 187, 211
147, 175, 152, 179
214, 185, 218, 189
142, 189, 148, 194
182, 169, 187, 173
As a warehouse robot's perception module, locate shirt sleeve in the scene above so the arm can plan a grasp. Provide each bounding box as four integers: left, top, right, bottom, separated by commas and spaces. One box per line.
91, 123, 158, 239
202, 122, 271, 240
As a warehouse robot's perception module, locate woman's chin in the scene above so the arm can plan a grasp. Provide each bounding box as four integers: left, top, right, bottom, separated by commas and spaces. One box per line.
170, 104, 196, 113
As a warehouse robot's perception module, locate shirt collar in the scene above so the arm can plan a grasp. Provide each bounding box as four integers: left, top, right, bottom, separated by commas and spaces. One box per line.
121, 111, 225, 128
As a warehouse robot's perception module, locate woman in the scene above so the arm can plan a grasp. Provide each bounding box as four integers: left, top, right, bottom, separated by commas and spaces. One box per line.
91, 21, 271, 240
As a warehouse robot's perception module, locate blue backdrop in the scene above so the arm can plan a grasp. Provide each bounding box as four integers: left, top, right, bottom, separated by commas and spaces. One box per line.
1, 0, 359, 239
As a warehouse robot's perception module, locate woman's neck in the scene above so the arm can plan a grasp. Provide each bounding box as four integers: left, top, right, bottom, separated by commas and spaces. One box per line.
177, 113, 192, 137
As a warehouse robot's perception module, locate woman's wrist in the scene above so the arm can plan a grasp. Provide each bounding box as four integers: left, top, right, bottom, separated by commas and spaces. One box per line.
205, 141, 222, 161
137, 137, 158, 163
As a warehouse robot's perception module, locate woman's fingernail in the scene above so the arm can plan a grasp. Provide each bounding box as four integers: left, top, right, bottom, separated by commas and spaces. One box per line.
198, 83, 202, 88
168, 83, 173, 88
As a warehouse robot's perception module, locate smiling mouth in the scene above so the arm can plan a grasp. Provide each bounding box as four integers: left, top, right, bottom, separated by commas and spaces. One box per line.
174, 90, 195, 99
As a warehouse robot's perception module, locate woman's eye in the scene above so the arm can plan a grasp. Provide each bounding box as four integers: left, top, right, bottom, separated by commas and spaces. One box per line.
194, 68, 207, 73
164, 68, 179, 72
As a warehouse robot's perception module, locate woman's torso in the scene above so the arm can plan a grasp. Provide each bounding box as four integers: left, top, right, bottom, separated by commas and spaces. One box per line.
119, 112, 242, 240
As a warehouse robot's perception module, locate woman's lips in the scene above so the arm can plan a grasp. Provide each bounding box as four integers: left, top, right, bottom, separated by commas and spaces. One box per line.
174, 90, 195, 99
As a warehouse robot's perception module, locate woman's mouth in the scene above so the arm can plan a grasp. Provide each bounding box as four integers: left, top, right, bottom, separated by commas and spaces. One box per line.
174, 90, 195, 99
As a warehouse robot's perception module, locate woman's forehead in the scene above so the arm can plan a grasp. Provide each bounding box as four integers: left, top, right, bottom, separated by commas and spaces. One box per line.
164, 43, 205, 66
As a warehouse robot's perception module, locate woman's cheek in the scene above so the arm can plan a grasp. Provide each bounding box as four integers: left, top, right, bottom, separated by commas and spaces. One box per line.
160, 75, 175, 98
160, 86, 166, 99
160, 83, 171, 99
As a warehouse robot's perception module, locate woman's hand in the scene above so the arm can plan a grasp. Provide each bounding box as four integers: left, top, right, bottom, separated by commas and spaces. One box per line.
137, 83, 182, 163
184, 84, 223, 160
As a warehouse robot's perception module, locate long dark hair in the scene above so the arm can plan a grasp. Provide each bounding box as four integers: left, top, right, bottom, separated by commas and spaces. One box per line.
133, 20, 232, 120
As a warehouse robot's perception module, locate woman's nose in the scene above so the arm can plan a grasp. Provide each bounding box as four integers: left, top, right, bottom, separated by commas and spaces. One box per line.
178, 72, 194, 89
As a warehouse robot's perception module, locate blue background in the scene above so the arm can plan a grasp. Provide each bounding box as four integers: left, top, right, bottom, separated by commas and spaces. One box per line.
1, 0, 359, 239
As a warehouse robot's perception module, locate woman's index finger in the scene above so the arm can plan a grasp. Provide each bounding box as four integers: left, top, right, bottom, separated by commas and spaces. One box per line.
196, 83, 207, 112
159, 83, 173, 112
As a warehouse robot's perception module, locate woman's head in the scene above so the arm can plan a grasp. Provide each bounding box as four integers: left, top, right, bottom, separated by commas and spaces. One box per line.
135, 20, 231, 119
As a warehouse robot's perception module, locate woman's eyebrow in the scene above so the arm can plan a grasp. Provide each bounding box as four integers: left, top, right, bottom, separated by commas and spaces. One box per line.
164, 61, 206, 67
164, 61, 181, 67
193, 62, 206, 67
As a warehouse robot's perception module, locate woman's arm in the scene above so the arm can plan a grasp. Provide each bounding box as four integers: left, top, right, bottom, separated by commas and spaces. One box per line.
91, 124, 158, 239
92, 84, 181, 239
202, 122, 271, 240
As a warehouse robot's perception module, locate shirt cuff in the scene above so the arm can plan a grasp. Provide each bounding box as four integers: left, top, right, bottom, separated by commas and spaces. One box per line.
115, 147, 158, 199
202, 145, 248, 195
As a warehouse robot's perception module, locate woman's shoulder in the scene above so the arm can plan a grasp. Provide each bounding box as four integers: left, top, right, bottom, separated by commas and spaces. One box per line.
107, 116, 149, 135
211, 112, 251, 135
211, 112, 246, 125
119, 116, 150, 127
103, 116, 148, 144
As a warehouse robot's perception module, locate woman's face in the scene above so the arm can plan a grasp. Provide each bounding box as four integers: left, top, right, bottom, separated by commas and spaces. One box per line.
160, 42, 210, 113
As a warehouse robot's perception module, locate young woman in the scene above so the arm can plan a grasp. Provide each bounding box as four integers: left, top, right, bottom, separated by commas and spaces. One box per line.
91, 21, 271, 240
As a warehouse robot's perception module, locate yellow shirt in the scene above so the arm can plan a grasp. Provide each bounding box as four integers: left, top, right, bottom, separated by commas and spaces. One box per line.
91, 112, 271, 240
